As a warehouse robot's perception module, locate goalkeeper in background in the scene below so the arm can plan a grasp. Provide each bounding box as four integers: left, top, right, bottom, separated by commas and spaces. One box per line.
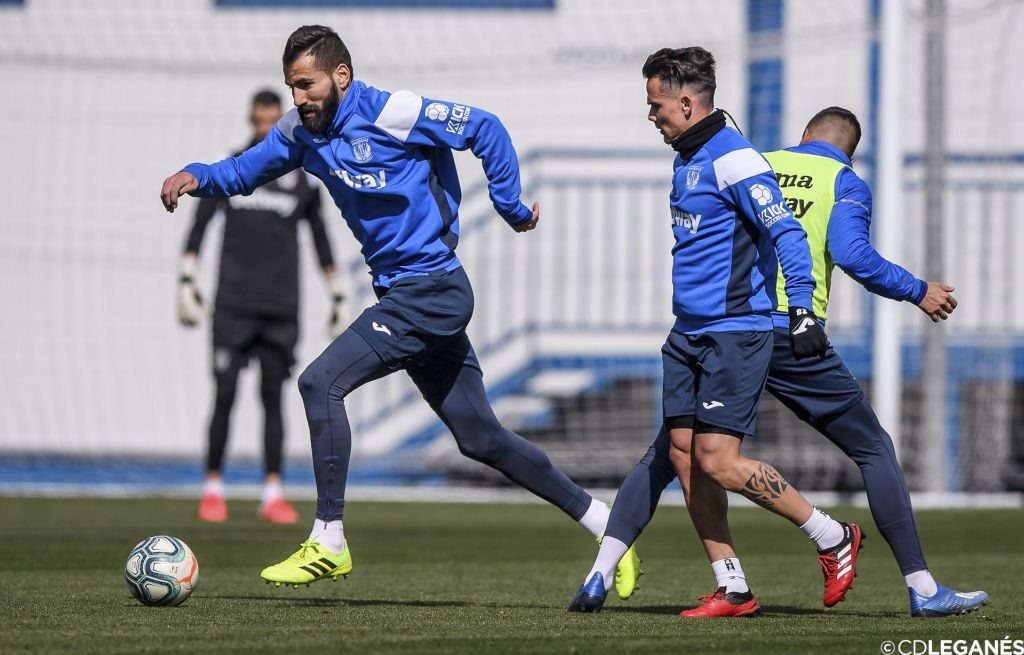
178, 89, 346, 525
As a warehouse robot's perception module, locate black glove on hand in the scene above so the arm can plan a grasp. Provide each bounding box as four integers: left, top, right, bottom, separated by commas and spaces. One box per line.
788, 307, 828, 360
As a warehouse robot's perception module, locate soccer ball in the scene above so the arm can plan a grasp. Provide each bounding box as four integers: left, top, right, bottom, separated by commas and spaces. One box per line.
749, 183, 773, 206
425, 102, 449, 121
125, 536, 199, 607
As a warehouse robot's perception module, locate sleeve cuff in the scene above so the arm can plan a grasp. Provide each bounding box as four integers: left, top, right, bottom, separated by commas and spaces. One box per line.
788, 294, 814, 312
500, 201, 533, 226
182, 163, 207, 190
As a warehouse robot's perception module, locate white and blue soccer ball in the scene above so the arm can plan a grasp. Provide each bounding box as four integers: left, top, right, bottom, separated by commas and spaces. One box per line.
125, 535, 199, 607
749, 183, 773, 206
425, 102, 449, 121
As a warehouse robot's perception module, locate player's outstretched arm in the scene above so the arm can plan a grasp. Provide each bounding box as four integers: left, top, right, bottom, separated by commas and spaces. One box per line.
827, 172, 939, 315
160, 172, 198, 213
392, 92, 534, 228
917, 282, 957, 322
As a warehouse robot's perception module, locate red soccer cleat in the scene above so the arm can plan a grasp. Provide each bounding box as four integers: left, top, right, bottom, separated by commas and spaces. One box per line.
198, 493, 228, 523
819, 522, 864, 607
679, 588, 762, 618
259, 497, 299, 525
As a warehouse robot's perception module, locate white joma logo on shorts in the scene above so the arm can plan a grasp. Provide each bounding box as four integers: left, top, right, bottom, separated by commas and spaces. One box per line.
702, 401, 724, 409
372, 322, 392, 336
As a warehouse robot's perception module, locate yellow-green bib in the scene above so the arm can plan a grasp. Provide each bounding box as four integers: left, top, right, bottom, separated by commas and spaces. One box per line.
763, 149, 850, 320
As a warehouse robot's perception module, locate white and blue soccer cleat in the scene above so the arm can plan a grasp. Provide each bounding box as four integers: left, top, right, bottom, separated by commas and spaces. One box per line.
567, 572, 608, 613
909, 583, 988, 617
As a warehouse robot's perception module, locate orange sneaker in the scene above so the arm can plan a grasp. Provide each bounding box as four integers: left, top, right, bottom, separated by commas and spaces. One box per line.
259, 497, 299, 524
198, 493, 227, 523
679, 588, 762, 618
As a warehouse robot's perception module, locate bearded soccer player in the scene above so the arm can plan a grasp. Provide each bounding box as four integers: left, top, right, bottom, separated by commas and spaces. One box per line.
664, 107, 986, 617
569, 47, 859, 616
160, 25, 639, 593
178, 89, 346, 525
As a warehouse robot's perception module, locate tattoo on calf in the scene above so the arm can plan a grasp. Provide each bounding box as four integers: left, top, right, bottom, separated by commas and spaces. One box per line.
741, 463, 790, 507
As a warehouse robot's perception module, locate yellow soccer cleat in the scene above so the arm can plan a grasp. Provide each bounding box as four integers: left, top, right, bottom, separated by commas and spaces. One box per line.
595, 535, 643, 601
613, 541, 643, 601
260, 539, 352, 587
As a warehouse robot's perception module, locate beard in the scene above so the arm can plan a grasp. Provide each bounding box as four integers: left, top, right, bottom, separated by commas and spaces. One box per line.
298, 84, 340, 135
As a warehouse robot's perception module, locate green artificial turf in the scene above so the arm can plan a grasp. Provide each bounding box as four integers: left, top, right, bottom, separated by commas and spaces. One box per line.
0, 497, 1020, 654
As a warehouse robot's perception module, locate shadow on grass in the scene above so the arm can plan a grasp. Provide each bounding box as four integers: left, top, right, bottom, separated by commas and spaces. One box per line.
601, 604, 891, 619
207, 594, 470, 608
764, 605, 894, 618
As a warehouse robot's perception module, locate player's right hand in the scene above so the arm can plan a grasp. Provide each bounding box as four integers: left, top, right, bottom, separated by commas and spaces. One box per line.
512, 201, 540, 233
917, 282, 957, 322
177, 280, 204, 327
161, 172, 199, 213
788, 307, 828, 360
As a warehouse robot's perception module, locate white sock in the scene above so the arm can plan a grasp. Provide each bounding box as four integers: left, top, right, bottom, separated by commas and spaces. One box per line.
711, 557, 749, 594
308, 518, 328, 540
203, 478, 225, 497
905, 570, 938, 597
261, 480, 283, 506
317, 520, 346, 553
799, 507, 845, 551
584, 536, 628, 591
579, 499, 611, 538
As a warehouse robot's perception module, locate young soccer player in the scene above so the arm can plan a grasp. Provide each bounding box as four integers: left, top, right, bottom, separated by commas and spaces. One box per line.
160, 25, 639, 594
666, 107, 987, 617
569, 47, 860, 616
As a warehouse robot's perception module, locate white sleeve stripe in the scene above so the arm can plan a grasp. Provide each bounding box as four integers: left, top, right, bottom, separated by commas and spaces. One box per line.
836, 198, 869, 212
277, 109, 301, 143
713, 147, 772, 190
374, 90, 423, 143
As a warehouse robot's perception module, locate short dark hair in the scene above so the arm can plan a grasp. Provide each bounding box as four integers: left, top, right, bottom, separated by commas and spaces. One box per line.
282, 25, 353, 76
642, 47, 717, 104
251, 89, 281, 108
806, 106, 862, 155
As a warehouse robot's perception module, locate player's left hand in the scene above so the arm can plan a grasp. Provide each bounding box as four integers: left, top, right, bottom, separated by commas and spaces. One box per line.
160, 171, 199, 213
788, 307, 828, 359
512, 201, 540, 233
917, 281, 957, 322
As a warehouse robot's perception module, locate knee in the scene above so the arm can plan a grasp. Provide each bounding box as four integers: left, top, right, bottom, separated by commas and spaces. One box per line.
669, 444, 691, 478
456, 432, 503, 464
213, 373, 238, 403
260, 375, 284, 399
695, 449, 740, 489
297, 364, 328, 403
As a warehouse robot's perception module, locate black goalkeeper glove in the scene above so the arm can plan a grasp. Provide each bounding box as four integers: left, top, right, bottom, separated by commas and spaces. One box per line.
788, 307, 828, 360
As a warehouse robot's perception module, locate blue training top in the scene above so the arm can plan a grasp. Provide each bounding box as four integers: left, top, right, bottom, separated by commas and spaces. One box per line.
669, 126, 816, 334
183, 80, 534, 288
768, 140, 927, 329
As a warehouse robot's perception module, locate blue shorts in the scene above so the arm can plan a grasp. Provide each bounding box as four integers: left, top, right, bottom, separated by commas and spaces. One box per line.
348, 266, 481, 372
662, 330, 772, 438
765, 328, 865, 425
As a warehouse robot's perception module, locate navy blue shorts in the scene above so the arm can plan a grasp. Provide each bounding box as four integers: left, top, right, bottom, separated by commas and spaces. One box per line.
662, 330, 772, 437
348, 266, 481, 372
765, 328, 865, 426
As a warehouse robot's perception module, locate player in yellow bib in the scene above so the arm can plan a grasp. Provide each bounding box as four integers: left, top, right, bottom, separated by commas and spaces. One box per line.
666, 107, 987, 617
